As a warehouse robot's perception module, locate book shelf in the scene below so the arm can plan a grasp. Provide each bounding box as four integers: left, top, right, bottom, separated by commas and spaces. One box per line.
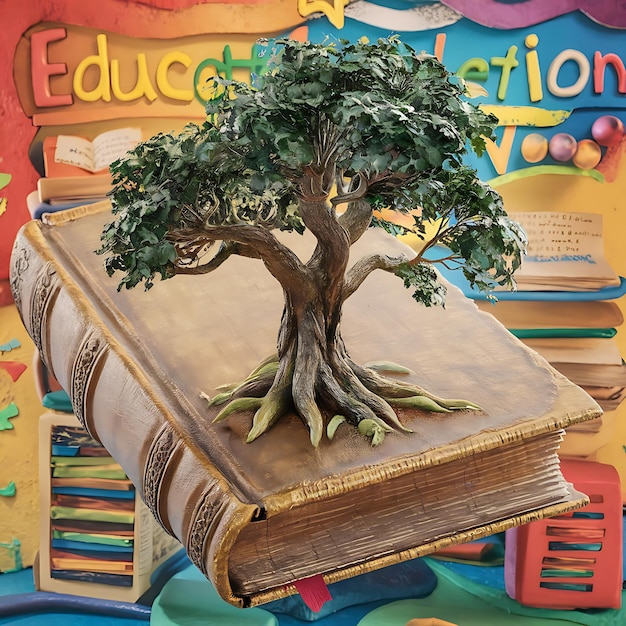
38, 412, 184, 603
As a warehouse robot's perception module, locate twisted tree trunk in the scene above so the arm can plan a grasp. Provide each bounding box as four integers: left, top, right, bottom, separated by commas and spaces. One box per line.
209, 182, 479, 445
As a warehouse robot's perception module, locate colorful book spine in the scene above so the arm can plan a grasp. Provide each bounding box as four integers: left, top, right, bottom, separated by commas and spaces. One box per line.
49, 423, 137, 587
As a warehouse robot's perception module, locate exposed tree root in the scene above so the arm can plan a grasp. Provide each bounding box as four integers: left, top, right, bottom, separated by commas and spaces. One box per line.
203, 350, 481, 447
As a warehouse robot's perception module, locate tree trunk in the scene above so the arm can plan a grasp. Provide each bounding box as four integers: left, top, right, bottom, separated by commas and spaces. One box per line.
209, 196, 479, 445
261, 191, 406, 445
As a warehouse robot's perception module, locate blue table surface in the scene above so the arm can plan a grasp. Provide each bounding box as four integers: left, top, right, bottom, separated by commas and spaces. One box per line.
0, 527, 624, 626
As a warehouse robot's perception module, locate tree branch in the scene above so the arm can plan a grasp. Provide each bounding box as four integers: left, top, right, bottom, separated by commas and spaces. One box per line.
343, 252, 409, 300
168, 223, 308, 290
173, 241, 261, 275
300, 196, 350, 292
337, 197, 373, 245
406, 210, 479, 267
331, 173, 368, 207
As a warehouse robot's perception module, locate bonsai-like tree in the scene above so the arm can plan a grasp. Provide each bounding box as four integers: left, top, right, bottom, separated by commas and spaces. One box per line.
99, 37, 526, 447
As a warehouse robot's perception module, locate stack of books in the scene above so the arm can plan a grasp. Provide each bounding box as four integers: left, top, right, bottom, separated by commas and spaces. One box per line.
484, 211, 626, 418
475, 298, 626, 413
29, 127, 142, 219
39, 413, 184, 602
435, 211, 626, 444
48, 423, 137, 587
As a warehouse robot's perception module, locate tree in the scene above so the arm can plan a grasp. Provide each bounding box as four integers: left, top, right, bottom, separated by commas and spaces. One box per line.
99, 36, 527, 447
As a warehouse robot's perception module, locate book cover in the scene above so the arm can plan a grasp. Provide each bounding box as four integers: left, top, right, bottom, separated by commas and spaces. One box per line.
521, 337, 623, 367
13, 202, 601, 607
475, 300, 624, 331
36, 175, 113, 205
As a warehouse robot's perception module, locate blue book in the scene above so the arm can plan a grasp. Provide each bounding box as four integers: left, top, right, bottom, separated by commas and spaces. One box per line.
427, 247, 626, 302
51, 539, 134, 554
50, 569, 133, 587
52, 487, 135, 500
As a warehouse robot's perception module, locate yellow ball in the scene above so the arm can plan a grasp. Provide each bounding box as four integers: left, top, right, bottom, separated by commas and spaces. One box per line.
521, 133, 549, 163
573, 139, 602, 170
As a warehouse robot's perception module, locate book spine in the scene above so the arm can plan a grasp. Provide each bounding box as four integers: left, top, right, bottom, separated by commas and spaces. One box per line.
11, 223, 257, 607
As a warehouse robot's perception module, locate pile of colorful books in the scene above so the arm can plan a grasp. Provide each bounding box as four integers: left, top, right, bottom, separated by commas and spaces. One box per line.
49, 423, 137, 587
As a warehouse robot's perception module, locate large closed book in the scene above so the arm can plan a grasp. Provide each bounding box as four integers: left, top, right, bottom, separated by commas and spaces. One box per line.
11, 202, 601, 608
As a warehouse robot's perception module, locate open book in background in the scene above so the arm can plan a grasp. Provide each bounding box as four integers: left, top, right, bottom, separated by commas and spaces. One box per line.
43, 128, 142, 177
37, 128, 142, 205
506, 212, 621, 292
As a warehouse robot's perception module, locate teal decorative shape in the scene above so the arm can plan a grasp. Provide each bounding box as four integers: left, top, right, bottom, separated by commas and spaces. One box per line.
0, 339, 20, 353
0, 481, 16, 497
0, 539, 22, 573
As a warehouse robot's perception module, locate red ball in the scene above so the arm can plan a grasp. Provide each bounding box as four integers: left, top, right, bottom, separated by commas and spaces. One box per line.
591, 115, 624, 147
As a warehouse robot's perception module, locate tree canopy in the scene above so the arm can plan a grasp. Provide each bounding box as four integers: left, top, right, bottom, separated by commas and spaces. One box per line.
101, 36, 525, 300
98, 36, 527, 446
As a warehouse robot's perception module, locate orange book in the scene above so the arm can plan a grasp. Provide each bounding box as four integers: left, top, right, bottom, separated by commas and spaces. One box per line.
42, 128, 142, 178
43, 136, 93, 178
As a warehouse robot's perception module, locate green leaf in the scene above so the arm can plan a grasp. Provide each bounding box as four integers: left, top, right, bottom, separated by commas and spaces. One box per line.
394, 263, 447, 308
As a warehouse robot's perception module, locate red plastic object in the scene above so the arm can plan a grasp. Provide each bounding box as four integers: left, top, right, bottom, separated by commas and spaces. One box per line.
505, 459, 623, 610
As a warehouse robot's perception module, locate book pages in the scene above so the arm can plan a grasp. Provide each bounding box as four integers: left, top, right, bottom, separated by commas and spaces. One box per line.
509, 212, 620, 291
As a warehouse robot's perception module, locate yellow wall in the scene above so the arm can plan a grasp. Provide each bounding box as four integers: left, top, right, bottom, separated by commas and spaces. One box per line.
0, 305, 41, 570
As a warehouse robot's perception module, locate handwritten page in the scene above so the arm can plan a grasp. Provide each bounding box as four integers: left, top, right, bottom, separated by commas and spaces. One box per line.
515, 212, 604, 260
54, 128, 142, 173
509, 212, 620, 290
92, 128, 142, 171
54, 135, 95, 172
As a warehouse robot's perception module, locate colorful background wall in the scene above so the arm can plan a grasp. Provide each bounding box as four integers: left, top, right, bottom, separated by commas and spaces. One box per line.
1, 0, 626, 572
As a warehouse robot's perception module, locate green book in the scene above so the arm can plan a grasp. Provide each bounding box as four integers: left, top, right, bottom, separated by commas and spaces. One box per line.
510, 328, 617, 339
52, 530, 134, 548
52, 465, 127, 479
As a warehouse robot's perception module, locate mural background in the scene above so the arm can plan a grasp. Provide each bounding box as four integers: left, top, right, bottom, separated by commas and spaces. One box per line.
1, 0, 625, 578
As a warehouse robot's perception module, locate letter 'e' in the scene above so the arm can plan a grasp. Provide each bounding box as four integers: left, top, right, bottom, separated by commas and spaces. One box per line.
31, 28, 73, 107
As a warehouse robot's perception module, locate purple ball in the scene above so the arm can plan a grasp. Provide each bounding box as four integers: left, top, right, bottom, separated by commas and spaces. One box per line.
549, 133, 577, 162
